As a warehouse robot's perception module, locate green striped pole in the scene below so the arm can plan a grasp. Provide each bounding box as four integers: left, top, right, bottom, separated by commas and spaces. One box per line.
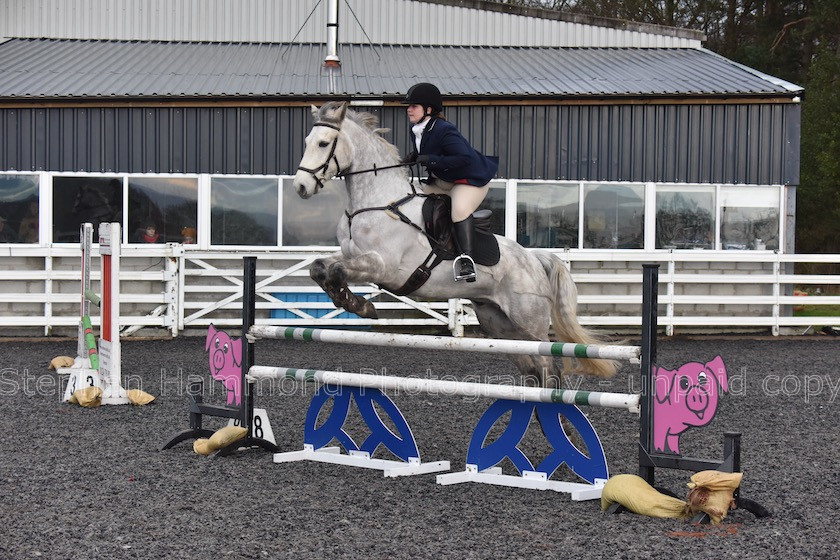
248, 366, 640, 412
84, 288, 101, 307
250, 325, 640, 362
82, 315, 99, 371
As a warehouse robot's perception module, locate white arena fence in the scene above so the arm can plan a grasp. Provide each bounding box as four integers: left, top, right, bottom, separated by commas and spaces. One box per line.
0, 246, 838, 337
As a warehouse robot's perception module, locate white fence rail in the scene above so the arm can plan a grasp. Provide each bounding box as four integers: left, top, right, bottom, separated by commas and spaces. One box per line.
0, 246, 838, 337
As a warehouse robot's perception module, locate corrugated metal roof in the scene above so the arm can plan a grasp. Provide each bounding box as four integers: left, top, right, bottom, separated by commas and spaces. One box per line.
0, 38, 802, 100
0, 0, 704, 48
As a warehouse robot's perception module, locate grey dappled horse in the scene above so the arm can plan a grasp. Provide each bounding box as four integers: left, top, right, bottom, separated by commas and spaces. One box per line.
293, 102, 617, 386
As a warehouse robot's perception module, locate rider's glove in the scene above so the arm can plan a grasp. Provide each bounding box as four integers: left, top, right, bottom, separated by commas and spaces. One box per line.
416, 154, 431, 167
400, 152, 418, 164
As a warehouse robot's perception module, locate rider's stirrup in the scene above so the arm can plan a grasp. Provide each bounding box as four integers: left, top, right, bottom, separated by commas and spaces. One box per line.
453, 254, 477, 282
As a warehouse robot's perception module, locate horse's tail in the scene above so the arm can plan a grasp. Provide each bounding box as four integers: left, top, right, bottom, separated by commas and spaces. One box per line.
534, 251, 619, 378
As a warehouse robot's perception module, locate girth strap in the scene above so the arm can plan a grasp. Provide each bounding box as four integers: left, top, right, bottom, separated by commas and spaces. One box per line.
344, 187, 457, 297
385, 249, 445, 297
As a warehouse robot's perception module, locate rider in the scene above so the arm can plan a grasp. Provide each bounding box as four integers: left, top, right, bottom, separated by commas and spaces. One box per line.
401, 83, 498, 283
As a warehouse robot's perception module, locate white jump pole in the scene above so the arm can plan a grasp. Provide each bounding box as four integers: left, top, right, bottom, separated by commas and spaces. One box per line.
250, 326, 641, 362
97, 222, 129, 405
248, 366, 641, 412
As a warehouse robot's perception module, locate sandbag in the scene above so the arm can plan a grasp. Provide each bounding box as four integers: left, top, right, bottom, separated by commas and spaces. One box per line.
193, 426, 248, 456
49, 356, 75, 370
685, 470, 743, 524
208, 426, 248, 449
193, 438, 214, 456
71, 386, 103, 408
126, 389, 155, 406
601, 474, 689, 519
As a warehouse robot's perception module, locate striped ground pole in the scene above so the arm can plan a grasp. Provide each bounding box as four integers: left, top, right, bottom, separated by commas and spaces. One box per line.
247, 366, 641, 412
249, 326, 641, 362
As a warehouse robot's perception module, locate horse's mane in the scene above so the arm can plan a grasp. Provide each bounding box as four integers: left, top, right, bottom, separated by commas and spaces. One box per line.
317, 102, 400, 159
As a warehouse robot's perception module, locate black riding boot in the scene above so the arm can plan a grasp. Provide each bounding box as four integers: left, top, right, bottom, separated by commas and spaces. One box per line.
453, 216, 477, 282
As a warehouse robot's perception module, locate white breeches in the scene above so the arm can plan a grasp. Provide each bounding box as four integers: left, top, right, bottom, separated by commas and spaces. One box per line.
421, 181, 490, 222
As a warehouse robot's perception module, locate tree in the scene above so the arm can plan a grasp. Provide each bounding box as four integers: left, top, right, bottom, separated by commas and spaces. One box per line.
798, 47, 840, 253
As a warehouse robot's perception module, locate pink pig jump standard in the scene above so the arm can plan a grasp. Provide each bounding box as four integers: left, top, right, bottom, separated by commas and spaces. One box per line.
159, 258, 280, 457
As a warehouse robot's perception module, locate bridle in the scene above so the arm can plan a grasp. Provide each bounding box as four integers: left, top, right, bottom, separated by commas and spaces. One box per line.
296, 121, 346, 193
298, 120, 415, 191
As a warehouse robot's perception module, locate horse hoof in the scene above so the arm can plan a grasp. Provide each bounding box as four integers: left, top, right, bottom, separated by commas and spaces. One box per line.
356, 301, 379, 319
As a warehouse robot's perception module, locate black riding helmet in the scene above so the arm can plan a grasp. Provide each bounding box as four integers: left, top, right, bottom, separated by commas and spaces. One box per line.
402, 82, 443, 114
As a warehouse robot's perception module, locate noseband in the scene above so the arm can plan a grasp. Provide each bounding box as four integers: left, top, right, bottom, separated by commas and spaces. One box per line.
297, 121, 345, 193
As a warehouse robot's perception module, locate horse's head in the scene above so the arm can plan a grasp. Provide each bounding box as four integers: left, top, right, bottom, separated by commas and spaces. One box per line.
294, 102, 352, 199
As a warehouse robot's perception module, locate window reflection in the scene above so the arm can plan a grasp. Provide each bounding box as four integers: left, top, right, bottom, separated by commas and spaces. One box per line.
281, 178, 348, 246
656, 186, 714, 249
128, 177, 198, 244
517, 183, 579, 248
53, 176, 123, 243
0, 174, 39, 243
479, 181, 506, 236
211, 177, 278, 246
720, 187, 779, 250
583, 183, 644, 249
3, 173, 788, 251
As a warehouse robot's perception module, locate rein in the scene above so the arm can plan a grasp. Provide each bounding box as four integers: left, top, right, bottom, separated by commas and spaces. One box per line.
338, 162, 412, 178
297, 120, 414, 188
344, 185, 457, 260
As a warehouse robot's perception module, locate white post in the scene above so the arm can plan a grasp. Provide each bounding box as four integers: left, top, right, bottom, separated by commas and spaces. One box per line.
98, 222, 129, 405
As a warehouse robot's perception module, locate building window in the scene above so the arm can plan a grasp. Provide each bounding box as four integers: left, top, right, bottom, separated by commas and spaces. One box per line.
720, 186, 780, 250
53, 176, 123, 243
656, 185, 715, 249
0, 173, 39, 243
517, 182, 579, 248
583, 183, 645, 249
281, 178, 347, 246
210, 177, 278, 246
128, 177, 198, 244
480, 180, 506, 236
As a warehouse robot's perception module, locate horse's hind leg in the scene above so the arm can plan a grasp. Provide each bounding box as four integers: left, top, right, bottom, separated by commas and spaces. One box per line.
471, 300, 560, 388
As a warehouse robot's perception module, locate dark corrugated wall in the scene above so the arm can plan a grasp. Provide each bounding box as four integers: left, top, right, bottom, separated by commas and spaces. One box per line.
0, 102, 800, 184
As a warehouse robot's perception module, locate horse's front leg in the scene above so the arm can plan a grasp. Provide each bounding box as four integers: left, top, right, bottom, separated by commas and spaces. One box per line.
309, 253, 341, 294
309, 253, 343, 307
310, 253, 366, 315
311, 252, 386, 319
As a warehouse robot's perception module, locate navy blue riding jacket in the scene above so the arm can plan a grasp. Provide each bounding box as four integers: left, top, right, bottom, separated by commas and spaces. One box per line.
410, 117, 499, 186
